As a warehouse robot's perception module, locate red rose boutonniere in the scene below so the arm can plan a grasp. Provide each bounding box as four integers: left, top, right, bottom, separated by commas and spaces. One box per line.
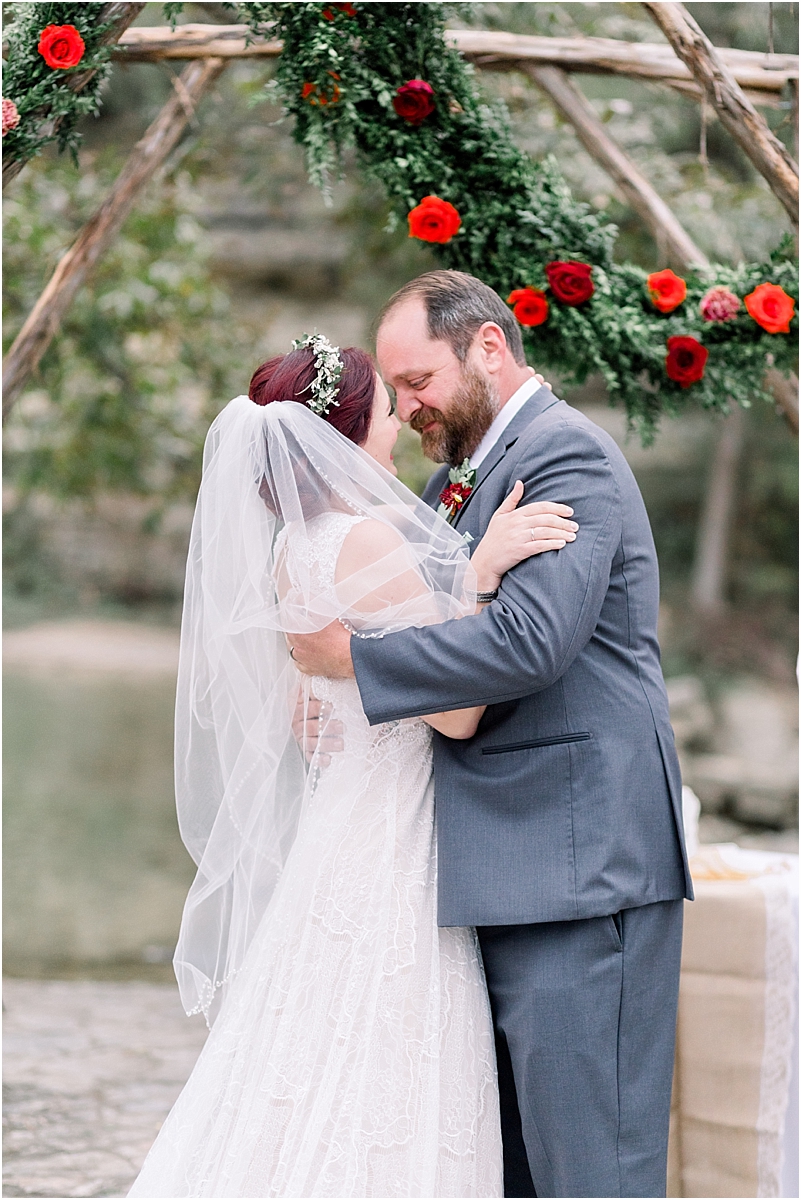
437, 459, 477, 523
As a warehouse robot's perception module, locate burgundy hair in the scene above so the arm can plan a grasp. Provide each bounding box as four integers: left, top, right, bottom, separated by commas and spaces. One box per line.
249, 346, 376, 446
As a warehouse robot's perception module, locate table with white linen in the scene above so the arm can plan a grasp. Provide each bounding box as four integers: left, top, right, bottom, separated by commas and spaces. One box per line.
668, 841, 798, 1198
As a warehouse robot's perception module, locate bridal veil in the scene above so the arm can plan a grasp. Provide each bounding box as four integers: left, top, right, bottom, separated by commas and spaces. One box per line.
173, 395, 476, 1022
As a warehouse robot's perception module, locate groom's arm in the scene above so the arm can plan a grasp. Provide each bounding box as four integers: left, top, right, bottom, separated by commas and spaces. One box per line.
351, 422, 622, 724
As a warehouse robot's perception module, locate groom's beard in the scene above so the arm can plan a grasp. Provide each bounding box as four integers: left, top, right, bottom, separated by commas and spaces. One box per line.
410, 367, 500, 466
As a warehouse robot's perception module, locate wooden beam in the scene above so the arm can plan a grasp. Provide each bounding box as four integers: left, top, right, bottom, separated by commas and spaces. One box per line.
526, 65, 709, 269
643, 3, 798, 224
3, 3, 147, 189
451, 29, 797, 97
113, 25, 798, 103
115, 23, 281, 61
2, 58, 226, 421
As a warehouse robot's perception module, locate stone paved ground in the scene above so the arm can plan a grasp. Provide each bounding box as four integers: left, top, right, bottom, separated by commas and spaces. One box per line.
3, 980, 208, 1199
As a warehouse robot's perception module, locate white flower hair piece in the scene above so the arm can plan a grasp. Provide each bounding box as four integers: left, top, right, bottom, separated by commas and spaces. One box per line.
291, 332, 343, 416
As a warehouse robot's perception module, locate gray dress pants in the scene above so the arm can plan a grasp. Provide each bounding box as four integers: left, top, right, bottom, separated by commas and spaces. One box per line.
476, 899, 683, 1198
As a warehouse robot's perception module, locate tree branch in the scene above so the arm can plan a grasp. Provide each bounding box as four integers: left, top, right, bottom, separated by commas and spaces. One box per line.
2, 58, 227, 421
526, 65, 709, 269
691, 405, 745, 613
642, 2, 798, 223
765, 368, 799, 435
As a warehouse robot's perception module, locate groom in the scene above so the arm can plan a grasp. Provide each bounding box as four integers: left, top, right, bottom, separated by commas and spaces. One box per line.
292, 270, 692, 1198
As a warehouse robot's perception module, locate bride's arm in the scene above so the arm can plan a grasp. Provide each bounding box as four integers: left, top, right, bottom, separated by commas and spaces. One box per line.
335, 496, 576, 742
425, 488, 578, 739
336, 519, 486, 740
470, 482, 577, 602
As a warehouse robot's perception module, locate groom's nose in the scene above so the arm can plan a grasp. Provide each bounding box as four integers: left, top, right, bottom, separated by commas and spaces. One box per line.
395, 387, 424, 424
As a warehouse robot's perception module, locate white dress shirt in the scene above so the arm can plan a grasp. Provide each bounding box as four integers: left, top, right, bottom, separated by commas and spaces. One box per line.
469, 375, 543, 470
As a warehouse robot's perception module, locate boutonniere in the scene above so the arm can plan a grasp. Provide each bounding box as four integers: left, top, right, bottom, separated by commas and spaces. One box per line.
437, 458, 477, 523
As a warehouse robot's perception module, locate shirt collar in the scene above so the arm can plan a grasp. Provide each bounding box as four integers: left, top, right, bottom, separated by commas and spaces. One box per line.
469, 375, 542, 469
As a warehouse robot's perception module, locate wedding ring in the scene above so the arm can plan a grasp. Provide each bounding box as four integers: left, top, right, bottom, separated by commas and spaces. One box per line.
530, 528, 538, 541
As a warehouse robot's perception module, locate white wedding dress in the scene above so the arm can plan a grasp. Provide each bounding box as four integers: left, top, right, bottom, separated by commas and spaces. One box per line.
129, 513, 502, 1198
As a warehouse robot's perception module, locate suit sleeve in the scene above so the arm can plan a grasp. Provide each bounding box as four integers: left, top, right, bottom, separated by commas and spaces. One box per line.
352, 422, 622, 724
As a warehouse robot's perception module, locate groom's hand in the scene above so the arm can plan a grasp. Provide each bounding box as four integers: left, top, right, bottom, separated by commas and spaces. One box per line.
289, 621, 356, 680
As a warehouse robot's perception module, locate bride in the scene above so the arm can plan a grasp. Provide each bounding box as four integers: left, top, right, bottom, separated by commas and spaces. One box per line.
129, 335, 576, 1199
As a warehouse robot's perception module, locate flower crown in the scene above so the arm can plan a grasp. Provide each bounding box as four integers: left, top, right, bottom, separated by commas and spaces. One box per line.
291, 332, 343, 416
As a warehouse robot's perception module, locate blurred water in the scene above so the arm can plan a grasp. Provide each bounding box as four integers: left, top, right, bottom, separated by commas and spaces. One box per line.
3, 667, 194, 975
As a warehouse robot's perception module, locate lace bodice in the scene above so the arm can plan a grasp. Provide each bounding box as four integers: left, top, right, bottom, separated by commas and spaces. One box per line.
277, 511, 431, 757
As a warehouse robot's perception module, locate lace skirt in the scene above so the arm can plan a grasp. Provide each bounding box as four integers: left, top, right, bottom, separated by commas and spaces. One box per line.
129, 717, 502, 1198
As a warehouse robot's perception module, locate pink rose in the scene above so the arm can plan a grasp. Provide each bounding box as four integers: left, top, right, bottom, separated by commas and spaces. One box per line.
2, 98, 20, 137
700, 286, 741, 323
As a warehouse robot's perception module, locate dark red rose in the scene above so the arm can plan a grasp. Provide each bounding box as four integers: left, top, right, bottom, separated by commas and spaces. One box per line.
665, 336, 708, 388
439, 482, 472, 511
38, 24, 85, 70
507, 287, 549, 327
408, 196, 461, 244
323, 2, 356, 17
393, 80, 436, 126
545, 260, 594, 306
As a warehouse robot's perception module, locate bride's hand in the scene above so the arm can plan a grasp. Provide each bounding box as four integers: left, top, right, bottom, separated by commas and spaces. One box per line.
471, 481, 578, 594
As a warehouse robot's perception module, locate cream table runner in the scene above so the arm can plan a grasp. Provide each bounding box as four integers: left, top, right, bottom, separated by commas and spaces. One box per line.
668, 844, 798, 1198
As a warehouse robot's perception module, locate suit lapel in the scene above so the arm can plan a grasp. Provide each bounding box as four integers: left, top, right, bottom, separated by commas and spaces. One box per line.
421, 464, 449, 509
453, 386, 560, 528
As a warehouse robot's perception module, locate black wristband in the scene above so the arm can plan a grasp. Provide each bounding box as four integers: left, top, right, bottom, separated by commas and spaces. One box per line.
475, 589, 499, 604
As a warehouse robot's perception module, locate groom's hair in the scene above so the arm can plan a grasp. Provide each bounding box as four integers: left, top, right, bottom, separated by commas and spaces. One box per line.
378, 270, 526, 366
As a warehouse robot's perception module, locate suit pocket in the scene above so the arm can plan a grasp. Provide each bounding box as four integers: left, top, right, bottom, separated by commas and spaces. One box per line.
481, 732, 591, 755
605, 913, 623, 952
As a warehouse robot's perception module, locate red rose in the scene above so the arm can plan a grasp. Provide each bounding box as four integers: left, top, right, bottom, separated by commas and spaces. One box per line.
301, 72, 341, 107
545, 260, 594, 305
323, 2, 356, 17
393, 80, 436, 126
2, 98, 20, 137
38, 24, 85, 70
744, 283, 795, 334
507, 287, 549, 327
647, 268, 687, 314
408, 195, 461, 244
439, 482, 471, 511
665, 336, 708, 388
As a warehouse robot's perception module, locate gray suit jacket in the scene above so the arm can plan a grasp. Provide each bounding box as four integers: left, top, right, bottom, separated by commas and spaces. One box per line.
352, 388, 692, 926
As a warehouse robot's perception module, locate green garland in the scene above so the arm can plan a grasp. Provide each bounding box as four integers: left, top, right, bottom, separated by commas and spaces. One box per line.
4, 2, 797, 437
244, 1, 797, 437
2, 3, 118, 169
